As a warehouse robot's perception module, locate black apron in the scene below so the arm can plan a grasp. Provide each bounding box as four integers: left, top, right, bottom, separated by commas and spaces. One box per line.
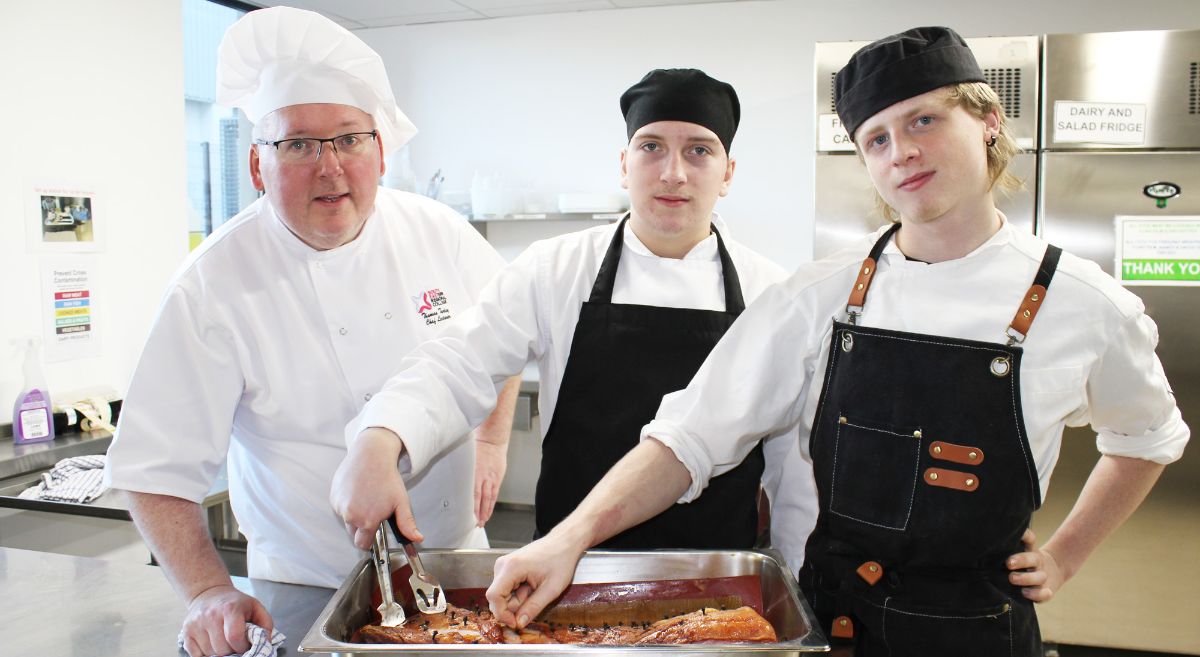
535, 217, 765, 549
798, 224, 1062, 656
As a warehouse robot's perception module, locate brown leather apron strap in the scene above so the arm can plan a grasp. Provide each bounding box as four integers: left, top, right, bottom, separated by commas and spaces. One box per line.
1005, 244, 1063, 345
845, 223, 900, 324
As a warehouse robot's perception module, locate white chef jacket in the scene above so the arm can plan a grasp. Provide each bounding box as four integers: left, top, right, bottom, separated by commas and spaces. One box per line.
351, 216, 818, 571
105, 188, 505, 588
645, 217, 1190, 533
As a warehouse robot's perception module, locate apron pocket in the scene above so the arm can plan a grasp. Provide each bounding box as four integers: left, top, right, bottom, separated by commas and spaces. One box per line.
878, 595, 1016, 657
828, 416, 922, 530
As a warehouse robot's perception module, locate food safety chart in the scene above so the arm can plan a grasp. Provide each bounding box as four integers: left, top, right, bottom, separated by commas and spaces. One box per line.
40, 257, 101, 362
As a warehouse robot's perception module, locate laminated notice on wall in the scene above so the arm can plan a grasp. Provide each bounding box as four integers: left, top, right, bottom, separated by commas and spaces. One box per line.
1053, 101, 1147, 145
40, 257, 101, 362
817, 114, 855, 152
1115, 216, 1200, 286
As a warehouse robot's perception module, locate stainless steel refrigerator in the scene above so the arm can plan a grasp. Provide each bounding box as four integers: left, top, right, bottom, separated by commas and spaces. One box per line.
1032, 28, 1200, 654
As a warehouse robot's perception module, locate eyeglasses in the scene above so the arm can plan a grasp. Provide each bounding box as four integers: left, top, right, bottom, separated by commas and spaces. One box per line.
254, 130, 378, 164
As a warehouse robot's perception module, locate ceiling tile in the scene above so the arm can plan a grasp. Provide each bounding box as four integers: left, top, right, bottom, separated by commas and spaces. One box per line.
458, 0, 606, 9
363, 10, 488, 25
254, 0, 738, 26
610, 0, 730, 6
254, 1, 369, 28
468, 0, 616, 18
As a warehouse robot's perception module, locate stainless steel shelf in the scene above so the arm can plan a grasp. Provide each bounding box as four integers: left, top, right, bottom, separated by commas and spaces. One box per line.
468, 211, 623, 222
468, 212, 623, 237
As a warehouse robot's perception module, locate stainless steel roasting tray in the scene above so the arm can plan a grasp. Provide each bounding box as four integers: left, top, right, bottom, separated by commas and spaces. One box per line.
300, 549, 830, 655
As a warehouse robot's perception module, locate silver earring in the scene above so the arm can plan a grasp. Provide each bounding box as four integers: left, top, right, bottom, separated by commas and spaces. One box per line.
987, 135, 998, 148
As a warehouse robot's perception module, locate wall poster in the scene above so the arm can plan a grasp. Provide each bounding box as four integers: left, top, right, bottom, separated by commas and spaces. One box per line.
40, 257, 101, 362
1115, 216, 1200, 286
27, 184, 102, 253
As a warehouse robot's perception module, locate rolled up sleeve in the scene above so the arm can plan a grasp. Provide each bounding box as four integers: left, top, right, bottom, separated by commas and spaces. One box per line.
641, 284, 815, 503
1089, 312, 1189, 463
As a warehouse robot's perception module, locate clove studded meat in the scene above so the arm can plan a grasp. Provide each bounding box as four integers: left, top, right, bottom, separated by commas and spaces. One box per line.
355, 603, 777, 645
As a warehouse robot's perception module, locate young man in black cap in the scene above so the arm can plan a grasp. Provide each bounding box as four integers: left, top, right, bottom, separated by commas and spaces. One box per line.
485, 27, 1187, 654
331, 69, 814, 572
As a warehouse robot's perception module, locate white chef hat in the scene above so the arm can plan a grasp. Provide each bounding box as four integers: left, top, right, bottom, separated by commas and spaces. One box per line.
216, 6, 416, 156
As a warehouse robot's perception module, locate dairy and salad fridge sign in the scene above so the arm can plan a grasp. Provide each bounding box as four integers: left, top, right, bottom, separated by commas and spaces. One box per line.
1115, 216, 1200, 286
1054, 101, 1147, 145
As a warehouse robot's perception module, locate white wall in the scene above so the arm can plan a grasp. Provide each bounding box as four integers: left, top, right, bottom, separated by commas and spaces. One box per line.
0, 1, 188, 411
360, 0, 1200, 271
0, 0, 1197, 416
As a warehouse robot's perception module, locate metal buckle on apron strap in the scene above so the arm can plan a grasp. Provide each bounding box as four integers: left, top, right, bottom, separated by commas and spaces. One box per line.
844, 256, 878, 326
1004, 326, 1026, 347
1006, 282, 1050, 345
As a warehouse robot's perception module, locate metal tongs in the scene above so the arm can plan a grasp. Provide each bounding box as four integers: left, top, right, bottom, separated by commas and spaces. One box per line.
387, 516, 447, 615
371, 522, 406, 627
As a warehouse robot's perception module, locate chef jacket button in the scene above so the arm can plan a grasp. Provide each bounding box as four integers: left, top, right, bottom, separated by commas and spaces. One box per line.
364, 393, 373, 402
339, 327, 348, 335
384, 312, 392, 319
442, 500, 450, 508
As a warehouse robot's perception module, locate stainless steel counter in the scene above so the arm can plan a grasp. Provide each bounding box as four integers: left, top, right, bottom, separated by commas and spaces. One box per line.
0, 428, 112, 481
0, 430, 237, 545
1, 546, 335, 657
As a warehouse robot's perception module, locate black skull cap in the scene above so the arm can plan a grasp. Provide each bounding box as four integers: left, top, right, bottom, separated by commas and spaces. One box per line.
835, 26, 985, 141
620, 68, 740, 154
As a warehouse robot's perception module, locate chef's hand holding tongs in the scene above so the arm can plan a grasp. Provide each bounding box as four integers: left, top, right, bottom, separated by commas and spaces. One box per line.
331, 426, 424, 551
332, 428, 448, 621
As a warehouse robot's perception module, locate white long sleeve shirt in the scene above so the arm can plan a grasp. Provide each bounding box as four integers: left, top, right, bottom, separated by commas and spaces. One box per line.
351, 217, 818, 570
644, 219, 1189, 523
105, 189, 505, 587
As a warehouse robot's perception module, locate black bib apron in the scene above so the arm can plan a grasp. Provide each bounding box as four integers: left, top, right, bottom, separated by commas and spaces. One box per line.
535, 218, 765, 549
798, 224, 1062, 656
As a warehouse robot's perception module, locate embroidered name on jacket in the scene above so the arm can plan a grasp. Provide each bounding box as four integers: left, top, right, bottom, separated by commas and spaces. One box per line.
412, 288, 452, 325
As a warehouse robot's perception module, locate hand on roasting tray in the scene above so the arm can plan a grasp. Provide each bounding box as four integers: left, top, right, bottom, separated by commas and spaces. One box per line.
486, 533, 584, 629
1006, 528, 1066, 603
180, 584, 274, 657
331, 427, 424, 550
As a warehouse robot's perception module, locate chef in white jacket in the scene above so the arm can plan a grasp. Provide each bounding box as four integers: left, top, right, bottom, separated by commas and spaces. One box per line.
103, 8, 516, 657
330, 69, 817, 573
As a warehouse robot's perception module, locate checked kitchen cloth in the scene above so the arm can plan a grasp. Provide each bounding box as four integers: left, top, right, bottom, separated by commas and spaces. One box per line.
18, 454, 108, 503
177, 624, 285, 657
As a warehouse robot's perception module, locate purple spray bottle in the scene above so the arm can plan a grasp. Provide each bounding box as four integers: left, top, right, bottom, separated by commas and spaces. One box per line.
12, 337, 55, 445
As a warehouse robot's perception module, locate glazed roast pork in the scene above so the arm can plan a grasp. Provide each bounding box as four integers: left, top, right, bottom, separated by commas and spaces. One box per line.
355, 603, 778, 645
